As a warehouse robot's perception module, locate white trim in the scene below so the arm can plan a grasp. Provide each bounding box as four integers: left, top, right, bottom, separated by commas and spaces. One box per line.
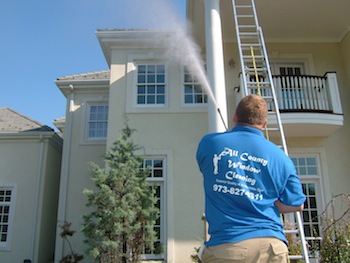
289, 147, 331, 207
131, 59, 170, 111
269, 53, 315, 75
181, 65, 209, 107
140, 148, 174, 263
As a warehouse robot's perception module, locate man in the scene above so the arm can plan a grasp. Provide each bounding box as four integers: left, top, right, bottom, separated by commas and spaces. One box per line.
196, 94, 306, 262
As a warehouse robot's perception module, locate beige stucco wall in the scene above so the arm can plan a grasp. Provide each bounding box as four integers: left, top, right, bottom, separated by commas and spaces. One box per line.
0, 133, 62, 263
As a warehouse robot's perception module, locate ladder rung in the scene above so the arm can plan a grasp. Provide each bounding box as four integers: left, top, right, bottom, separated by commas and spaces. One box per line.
238, 25, 256, 28
243, 55, 264, 59
241, 43, 261, 47
239, 32, 259, 36
245, 69, 268, 73
289, 255, 305, 260
246, 82, 271, 87
284, 229, 299, 234
236, 5, 253, 8
262, 127, 279, 132
236, 14, 255, 18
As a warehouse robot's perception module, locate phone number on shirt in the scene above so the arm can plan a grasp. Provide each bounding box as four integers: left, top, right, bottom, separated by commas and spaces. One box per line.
213, 184, 263, 201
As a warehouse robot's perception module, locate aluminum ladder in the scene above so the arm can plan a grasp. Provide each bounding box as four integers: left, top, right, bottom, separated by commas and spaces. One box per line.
231, 0, 310, 261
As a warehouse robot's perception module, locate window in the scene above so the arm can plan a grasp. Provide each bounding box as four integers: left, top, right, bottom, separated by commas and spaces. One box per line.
183, 66, 207, 104
275, 63, 305, 110
87, 103, 108, 139
141, 158, 166, 260
291, 155, 323, 256
0, 188, 12, 247
136, 64, 166, 105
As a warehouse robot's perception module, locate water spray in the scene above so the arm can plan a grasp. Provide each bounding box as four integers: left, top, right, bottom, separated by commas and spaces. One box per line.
163, 29, 229, 132
143, 0, 228, 133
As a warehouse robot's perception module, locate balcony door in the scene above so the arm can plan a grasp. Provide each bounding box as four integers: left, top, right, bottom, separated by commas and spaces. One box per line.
272, 63, 305, 110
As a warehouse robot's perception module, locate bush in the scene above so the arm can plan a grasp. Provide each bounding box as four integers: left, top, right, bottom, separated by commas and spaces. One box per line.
319, 193, 350, 262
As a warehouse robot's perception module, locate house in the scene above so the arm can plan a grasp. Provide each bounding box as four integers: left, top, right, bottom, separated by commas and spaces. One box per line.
54, 0, 350, 262
0, 108, 62, 262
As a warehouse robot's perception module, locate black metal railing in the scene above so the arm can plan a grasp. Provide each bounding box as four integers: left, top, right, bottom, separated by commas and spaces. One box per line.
246, 73, 335, 113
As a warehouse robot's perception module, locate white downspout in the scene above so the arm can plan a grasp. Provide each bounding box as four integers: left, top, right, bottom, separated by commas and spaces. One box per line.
54, 84, 74, 262
204, 0, 228, 133
31, 134, 45, 262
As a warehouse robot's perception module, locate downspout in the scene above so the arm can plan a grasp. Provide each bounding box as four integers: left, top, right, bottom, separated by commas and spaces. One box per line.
31, 134, 45, 262
204, 0, 228, 133
54, 84, 74, 262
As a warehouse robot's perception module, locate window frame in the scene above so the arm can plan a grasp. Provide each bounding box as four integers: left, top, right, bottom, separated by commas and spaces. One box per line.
182, 65, 208, 106
134, 63, 168, 108
289, 152, 328, 258
83, 101, 109, 144
0, 186, 15, 251
140, 156, 167, 261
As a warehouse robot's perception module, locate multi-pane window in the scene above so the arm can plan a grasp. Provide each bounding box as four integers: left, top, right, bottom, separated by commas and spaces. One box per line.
142, 158, 165, 259
184, 66, 207, 104
0, 189, 12, 244
87, 104, 109, 139
137, 64, 166, 105
291, 155, 322, 256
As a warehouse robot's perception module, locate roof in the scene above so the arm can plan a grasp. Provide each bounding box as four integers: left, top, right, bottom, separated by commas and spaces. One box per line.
56, 70, 110, 81
0, 108, 53, 132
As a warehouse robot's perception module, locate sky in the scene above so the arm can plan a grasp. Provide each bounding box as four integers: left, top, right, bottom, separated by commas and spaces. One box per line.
0, 0, 186, 130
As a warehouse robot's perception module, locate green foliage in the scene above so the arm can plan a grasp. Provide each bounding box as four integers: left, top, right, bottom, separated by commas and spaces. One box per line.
319, 194, 350, 263
82, 120, 159, 262
191, 246, 202, 263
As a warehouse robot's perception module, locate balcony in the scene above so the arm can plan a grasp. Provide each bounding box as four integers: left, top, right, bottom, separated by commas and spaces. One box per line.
238, 72, 343, 137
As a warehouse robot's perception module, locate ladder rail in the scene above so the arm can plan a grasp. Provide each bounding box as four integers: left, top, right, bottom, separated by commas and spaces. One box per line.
232, 1, 310, 262
232, 2, 249, 95
256, 26, 288, 154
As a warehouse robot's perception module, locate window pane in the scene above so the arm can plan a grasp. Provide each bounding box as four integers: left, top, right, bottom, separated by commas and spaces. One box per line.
147, 86, 156, 94
157, 74, 165, 83
147, 65, 156, 73
147, 75, 156, 83
185, 95, 193, 103
138, 65, 146, 73
157, 65, 165, 73
157, 95, 165, 104
138, 86, 146, 94
138, 75, 146, 84
157, 86, 165, 94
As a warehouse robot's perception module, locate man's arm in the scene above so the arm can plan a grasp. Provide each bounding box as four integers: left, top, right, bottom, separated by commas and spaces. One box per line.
275, 200, 304, 214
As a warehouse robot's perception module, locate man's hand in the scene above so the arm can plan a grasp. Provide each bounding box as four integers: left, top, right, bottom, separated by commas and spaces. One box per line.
275, 200, 304, 214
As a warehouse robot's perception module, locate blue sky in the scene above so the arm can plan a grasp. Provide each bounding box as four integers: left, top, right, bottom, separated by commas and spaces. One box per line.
0, 0, 186, 129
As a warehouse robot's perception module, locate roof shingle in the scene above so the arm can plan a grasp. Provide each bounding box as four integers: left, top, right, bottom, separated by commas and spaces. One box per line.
0, 108, 53, 132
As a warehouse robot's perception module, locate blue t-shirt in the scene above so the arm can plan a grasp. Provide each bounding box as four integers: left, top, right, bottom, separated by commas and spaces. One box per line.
196, 125, 306, 246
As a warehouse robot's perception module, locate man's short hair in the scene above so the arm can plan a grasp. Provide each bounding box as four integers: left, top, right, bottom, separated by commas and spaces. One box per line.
235, 94, 268, 126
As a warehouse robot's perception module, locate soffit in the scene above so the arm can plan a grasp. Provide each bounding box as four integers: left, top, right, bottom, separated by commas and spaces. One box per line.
187, 0, 350, 46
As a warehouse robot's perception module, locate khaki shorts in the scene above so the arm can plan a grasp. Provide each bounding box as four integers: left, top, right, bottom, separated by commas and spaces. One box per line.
201, 237, 289, 263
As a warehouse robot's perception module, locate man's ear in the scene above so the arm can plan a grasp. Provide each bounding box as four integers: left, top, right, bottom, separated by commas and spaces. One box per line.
262, 119, 268, 128
233, 114, 238, 124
